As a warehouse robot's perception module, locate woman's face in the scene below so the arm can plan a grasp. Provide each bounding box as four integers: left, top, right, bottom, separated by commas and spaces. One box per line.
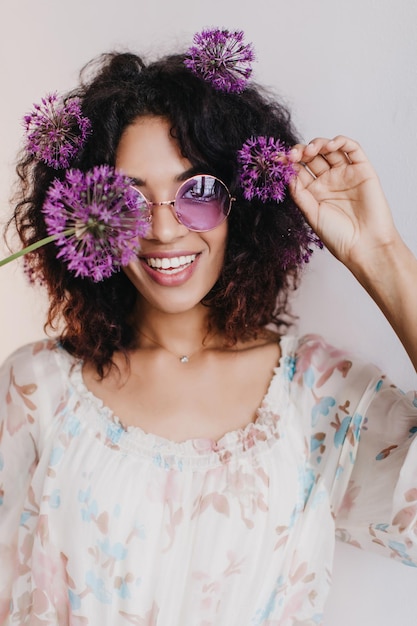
115, 115, 228, 316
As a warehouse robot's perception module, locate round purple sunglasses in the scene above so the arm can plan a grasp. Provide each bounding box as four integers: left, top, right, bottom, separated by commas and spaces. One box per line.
130, 174, 235, 232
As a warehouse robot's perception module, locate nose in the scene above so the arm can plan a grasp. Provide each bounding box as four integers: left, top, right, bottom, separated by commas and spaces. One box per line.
144, 201, 188, 243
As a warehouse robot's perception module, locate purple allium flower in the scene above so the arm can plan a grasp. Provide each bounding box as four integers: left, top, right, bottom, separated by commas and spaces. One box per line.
23, 92, 91, 169
42, 165, 150, 282
237, 136, 297, 203
279, 220, 323, 270
184, 28, 254, 93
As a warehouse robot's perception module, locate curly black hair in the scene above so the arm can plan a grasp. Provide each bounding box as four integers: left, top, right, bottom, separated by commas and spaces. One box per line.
9, 51, 319, 376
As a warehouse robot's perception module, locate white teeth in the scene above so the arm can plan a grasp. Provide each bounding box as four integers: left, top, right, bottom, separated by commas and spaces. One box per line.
145, 254, 197, 272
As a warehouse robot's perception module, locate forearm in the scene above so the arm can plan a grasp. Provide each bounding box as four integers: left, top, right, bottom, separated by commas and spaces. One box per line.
350, 234, 417, 371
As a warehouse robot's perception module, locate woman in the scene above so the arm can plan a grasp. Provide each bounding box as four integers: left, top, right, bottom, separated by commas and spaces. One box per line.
1, 31, 416, 625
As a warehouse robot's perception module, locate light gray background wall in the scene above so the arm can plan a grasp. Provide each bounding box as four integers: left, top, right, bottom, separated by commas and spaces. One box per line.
1, 0, 416, 623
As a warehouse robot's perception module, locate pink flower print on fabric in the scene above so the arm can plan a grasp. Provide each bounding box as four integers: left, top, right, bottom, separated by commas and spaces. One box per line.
4, 367, 37, 436
29, 515, 73, 623
293, 335, 352, 388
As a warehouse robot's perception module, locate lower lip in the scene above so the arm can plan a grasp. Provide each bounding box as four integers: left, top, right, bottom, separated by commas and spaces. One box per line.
140, 255, 201, 286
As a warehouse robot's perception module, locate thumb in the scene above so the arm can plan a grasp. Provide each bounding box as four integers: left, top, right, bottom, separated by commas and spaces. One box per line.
289, 175, 319, 230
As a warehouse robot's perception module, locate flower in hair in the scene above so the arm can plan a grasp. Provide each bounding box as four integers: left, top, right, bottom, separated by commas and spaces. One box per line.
184, 28, 254, 93
23, 92, 91, 169
237, 136, 296, 202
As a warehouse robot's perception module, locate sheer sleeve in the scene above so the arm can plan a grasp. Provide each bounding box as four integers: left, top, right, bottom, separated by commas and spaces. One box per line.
291, 334, 417, 566
334, 377, 417, 565
0, 340, 63, 623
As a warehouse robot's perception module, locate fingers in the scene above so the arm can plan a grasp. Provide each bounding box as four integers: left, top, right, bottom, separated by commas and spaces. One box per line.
319, 136, 368, 165
290, 135, 368, 172
290, 149, 333, 183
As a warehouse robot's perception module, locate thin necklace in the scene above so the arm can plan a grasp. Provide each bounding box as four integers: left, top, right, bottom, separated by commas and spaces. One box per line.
138, 329, 207, 364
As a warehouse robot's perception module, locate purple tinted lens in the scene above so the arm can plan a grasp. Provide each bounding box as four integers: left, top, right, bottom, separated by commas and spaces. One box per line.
176, 176, 231, 231
130, 188, 151, 221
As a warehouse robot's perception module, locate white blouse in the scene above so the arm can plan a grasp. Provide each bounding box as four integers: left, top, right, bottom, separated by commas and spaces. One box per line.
0, 334, 416, 625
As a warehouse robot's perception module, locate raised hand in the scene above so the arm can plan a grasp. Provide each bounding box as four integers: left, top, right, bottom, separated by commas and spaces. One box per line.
289, 135, 398, 270
290, 135, 417, 370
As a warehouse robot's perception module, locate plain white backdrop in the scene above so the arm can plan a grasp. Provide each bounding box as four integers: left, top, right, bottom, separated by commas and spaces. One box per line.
0, 0, 416, 623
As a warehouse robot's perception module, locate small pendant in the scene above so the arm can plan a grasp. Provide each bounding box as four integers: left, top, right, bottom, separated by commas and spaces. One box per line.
179, 355, 189, 364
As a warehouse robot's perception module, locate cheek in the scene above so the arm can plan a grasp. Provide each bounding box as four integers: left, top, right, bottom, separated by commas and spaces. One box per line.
207, 222, 228, 262
122, 260, 146, 291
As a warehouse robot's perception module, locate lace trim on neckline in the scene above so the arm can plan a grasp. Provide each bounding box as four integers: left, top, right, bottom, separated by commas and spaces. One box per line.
58, 336, 299, 467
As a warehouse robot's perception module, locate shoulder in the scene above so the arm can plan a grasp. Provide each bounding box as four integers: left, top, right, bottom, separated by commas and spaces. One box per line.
0, 338, 78, 415
281, 333, 384, 406
0, 339, 79, 449
1, 338, 70, 380
283, 333, 379, 378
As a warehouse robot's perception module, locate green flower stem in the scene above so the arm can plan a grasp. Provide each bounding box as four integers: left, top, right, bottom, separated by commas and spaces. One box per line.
0, 227, 75, 268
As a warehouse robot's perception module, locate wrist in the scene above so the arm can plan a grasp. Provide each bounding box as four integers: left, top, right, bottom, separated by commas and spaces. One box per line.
348, 231, 412, 291
349, 234, 417, 369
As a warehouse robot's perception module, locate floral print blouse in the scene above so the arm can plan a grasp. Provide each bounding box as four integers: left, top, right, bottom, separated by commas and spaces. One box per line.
0, 334, 416, 626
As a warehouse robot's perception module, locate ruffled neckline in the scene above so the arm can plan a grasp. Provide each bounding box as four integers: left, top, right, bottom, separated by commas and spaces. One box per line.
59, 336, 299, 469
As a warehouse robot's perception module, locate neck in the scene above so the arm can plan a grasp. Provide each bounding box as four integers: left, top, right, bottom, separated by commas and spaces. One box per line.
134, 301, 217, 355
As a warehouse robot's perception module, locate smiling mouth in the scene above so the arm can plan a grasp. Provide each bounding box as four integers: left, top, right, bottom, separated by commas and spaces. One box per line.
144, 254, 197, 274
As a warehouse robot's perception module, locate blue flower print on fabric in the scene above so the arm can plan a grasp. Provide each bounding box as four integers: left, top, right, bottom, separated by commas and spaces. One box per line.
375, 523, 389, 532
114, 574, 142, 600
351, 413, 362, 440
98, 537, 128, 563
283, 355, 297, 381
376, 446, 398, 461
48, 489, 61, 509
303, 366, 315, 389
300, 466, 316, 508
85, 570, 113, 604
106, 421, 124, 445
251, 575, 285, 625
48, 411, 82, 469
68, 588, 82, 610
312, 397, 336, 427
311, 431, 326, 465
79, 487, 99, 523
333, 413, 362, 448
81, 500, 99, 522
152, 451, 184, 472
49, 446, 65, 467
388, 541, 417, 568
63, 413, 81, 437
20, 511, 31, 526
288, 465, 319, 528
311, 433, 325, 454
115, 577, 131, 599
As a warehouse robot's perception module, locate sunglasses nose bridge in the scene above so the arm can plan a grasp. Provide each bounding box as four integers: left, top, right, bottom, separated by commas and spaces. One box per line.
145, 199, 187, 238
147, 199, 181, 224
149, 200, 176, 207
